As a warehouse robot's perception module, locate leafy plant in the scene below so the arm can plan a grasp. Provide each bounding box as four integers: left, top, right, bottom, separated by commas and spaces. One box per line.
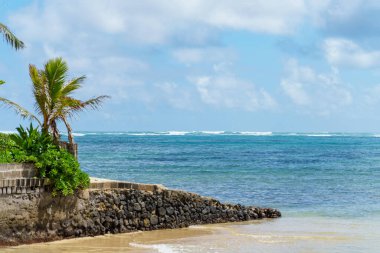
6, 124, 90, 196
29, 57, 109, 144
36, 148, 90, 196
10, 123, 53, 157
0, 133, 14, 163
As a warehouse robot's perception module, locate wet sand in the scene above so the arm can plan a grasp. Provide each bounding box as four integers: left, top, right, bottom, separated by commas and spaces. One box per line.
3, 217, 380, 253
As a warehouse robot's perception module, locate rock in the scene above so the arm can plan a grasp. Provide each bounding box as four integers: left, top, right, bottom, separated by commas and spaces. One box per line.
134, 203, 142, 211
143, 218, 150, 227
0, 181, 280, 245
166, 207, 174, 215
150, 215, 158, 225
158, 207, 166, 216
202, 207, 210, 214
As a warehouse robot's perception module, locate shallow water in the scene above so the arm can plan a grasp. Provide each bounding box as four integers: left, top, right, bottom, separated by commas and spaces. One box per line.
4, 132, 380, 252
5, 217, 380, 252
76, 132, 380, 218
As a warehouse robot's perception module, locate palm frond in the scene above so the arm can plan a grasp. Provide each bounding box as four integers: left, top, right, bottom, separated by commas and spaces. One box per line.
0, 23, 24, 50
29, 64, 49, 128
65, 95, 110, 118
80, 95, 110, 110
29, 57, 110, 144
0, 97, 41, 126
52, 95, 110, 119
61, 76, 86, 97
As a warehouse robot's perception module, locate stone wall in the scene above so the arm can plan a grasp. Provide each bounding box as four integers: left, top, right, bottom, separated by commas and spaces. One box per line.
0, 184, 281, 246
0, 163, 48, 195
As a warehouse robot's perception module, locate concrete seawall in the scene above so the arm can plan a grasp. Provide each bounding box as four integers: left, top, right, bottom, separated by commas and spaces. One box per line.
0, 165, 281, 246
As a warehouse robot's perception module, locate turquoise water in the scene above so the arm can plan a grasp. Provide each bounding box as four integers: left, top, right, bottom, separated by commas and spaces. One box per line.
5, 131, 380, 253
75, 132, 380, 218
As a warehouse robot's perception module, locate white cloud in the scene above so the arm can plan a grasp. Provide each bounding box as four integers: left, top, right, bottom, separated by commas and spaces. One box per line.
172, 48, 236, 65
204, 0, 306, 34
10, 0, 309, 47
281, 59, 352, 115
8, 0, 298, 112
323, 38, 380, 68
313, 0, 380, 38
192, 72, 276, 111
154, 82, 194, 109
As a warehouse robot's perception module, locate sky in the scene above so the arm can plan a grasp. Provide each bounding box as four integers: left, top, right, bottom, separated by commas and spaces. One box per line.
1, 0, 380, 132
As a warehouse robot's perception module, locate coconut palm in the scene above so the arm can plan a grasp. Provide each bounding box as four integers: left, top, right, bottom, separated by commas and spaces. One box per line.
0, 22, 33, 119
0, 95, 40, 123
0, 22, 24, 84
29, 57, 109, 144
0, 22, 24, 50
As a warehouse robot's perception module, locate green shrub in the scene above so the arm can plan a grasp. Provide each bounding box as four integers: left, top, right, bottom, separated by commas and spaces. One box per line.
0, 133, 14, 163
36, 148, 90, 196
3, 124, 90, 196
10, 123, 53, 157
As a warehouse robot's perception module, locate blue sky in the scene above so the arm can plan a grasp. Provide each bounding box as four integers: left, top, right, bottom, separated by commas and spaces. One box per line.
2, 0, 380, 132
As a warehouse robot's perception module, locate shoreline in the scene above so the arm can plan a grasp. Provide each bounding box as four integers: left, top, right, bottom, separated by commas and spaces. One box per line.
0, 176, 281, 247
4, 216, 380, 253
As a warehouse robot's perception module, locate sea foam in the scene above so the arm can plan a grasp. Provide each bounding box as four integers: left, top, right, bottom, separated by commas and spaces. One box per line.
130, 243, 176, 253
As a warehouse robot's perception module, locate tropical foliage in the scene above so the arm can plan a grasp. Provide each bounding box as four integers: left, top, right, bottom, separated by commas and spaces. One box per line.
36, 147, 90, 196
10, 124, 53, 157
29, 57, 109, 144
0, 22, 34, 120
0, 22, 24, 50
1, 23, 105, 196
0, 125, 90, 196
0, 133, 14, 163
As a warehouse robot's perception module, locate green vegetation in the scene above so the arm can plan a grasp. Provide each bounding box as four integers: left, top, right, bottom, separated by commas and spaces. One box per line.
0, 22, 32, 116
0, 124, 90, 196
0, 133, 14, 163
0, 22, 24, 50
1, 24, 105, 197
29, 57, 109, 144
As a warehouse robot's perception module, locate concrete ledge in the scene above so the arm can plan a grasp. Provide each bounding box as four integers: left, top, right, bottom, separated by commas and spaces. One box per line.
89, 177, 166, 192
0, 174, 167, 195
0, 178, 49, 195
0, 163, 36, 179
0, 178, 49, 188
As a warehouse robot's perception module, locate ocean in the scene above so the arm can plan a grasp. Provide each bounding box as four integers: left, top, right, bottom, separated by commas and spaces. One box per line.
4, 131, 380, 252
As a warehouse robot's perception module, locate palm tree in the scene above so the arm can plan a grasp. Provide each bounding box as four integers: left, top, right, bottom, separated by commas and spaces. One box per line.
0, 22, 33, 119
0, 22, 24, 50
0, 95, 40, 123
1, 22, 24, 85
29, 57, 109, 145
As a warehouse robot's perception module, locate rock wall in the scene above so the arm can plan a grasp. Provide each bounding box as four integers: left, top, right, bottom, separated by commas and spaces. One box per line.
0, 186, 280, 246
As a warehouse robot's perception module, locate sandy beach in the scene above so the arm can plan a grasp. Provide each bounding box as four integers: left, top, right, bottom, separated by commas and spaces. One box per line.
4, 216, 379, 253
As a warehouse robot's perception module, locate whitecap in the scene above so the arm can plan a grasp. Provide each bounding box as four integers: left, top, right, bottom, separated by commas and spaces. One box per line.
165, 131, 190, 136
72, 133, 86, 137
127, 133, 161, 136
239, 131, 272, 136
306, 134, 332, 137
129, 243, 176, 253
200, 131, 225, 135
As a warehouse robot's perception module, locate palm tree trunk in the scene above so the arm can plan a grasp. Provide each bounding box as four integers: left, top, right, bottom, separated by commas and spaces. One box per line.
50, 120, 60, 144
62, 117, 74, 145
